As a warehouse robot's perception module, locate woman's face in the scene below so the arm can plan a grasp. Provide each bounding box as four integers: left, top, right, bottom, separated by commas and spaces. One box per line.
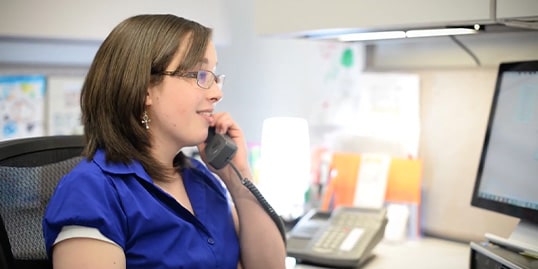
145, 40, 223, 152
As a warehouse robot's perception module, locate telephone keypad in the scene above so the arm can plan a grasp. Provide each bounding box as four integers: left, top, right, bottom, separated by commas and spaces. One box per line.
312, 211, 380, 253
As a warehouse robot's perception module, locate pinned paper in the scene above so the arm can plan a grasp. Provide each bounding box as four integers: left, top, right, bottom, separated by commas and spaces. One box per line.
353, 153, 391, 209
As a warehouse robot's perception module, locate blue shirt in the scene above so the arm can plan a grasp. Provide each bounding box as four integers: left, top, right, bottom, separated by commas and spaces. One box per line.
43, 149, 240, 269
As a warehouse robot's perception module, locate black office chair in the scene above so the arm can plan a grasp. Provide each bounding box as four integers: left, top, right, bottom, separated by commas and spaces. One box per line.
0, 135, 84, 269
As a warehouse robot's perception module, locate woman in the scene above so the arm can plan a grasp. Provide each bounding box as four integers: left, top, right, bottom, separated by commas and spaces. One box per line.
43, 14, 286, 269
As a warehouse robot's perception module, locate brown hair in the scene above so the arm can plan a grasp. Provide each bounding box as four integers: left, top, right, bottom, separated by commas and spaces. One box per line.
80, 14, 212, 180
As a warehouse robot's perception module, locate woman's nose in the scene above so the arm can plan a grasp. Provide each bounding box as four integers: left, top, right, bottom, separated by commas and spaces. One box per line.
208, 86, 223, 104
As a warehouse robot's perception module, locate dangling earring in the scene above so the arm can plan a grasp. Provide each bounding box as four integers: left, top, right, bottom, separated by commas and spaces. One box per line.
141, 111, 151, 130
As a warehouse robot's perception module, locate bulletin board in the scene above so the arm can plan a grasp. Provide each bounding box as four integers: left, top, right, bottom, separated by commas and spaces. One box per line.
0, 75, 85, 141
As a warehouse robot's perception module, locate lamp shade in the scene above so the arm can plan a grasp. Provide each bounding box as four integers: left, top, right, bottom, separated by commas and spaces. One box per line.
258, 117, 311, 220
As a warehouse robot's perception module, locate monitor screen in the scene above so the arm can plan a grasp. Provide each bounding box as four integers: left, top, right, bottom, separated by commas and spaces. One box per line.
471, 60, 538, 246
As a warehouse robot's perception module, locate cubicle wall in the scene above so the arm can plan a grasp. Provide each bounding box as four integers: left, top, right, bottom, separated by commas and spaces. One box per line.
417, 68, 519, 242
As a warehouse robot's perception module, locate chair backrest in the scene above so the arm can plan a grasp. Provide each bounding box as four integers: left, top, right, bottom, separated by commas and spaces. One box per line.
0, 135, 85, 269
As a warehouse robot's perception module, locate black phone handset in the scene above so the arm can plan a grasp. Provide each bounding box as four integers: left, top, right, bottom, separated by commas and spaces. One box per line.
205, 127, 287, 245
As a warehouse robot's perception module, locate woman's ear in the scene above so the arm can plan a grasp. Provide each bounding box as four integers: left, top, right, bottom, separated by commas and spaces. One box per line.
144, 90, 152, 106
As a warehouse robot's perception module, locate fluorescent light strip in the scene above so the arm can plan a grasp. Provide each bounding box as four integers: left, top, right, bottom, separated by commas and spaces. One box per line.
406, 28, 478, 38
338, 27, 479, 42
338, 31, 406, 42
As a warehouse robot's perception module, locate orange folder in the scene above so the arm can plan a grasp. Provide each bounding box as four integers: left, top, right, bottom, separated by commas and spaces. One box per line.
320, 152, 422, 210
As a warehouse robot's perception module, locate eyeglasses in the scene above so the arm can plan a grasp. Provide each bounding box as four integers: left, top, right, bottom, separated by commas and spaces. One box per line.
159, 70, 225, 89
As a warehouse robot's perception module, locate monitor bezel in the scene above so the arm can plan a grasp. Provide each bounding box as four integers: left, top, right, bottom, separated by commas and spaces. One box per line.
470, 59, 538, 224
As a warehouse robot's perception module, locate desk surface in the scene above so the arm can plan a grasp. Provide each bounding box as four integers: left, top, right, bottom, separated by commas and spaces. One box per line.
288, 237, 470, 269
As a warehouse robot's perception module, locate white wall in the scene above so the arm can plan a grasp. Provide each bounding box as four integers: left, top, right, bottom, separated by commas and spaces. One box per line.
0, 0, 230, 66
216, 0, 362, 143
0, 0, 230, 44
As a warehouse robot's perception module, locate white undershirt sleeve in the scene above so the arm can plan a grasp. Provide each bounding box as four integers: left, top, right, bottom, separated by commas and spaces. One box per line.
53, 225, 120, 247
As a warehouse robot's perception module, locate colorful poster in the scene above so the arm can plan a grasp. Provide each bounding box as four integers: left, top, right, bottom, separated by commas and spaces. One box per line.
0, 75, 46, 140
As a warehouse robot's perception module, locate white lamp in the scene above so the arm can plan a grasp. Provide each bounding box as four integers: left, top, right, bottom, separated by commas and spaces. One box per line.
258, 117, 311, 220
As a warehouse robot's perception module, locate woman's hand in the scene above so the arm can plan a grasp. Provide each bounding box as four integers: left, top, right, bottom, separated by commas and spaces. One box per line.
197, 112, 252, 183
198, 112, 287, 269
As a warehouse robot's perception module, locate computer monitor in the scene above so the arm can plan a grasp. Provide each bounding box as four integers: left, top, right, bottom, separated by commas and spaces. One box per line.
471, 60, 538, 249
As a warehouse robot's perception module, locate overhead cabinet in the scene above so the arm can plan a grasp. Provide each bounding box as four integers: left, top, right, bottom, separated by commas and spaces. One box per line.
255, 0, 494, 37
496, 0, 538, 29
496, 0, 538, 19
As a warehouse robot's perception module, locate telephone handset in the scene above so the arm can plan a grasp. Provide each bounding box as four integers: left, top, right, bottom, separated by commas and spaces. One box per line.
204, 127, 287, 244
205, 127, 238, 169
287, 206, 388, 268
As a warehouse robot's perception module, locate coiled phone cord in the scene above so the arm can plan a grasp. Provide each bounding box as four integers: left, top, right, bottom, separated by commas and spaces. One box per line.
228, 162, 287, 245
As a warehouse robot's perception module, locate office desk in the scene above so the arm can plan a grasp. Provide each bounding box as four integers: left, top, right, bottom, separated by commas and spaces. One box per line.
288, 237, 470, 269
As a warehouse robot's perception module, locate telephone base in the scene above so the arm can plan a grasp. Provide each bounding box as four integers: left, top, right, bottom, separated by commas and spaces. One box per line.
286, 207, 388, 268
294, 253, 376, 269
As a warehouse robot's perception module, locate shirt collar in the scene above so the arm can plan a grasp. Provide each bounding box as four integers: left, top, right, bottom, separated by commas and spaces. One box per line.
93, 148, 152, 183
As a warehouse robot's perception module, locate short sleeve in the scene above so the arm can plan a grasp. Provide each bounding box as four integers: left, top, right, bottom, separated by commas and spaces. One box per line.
42, 162, 127, 258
